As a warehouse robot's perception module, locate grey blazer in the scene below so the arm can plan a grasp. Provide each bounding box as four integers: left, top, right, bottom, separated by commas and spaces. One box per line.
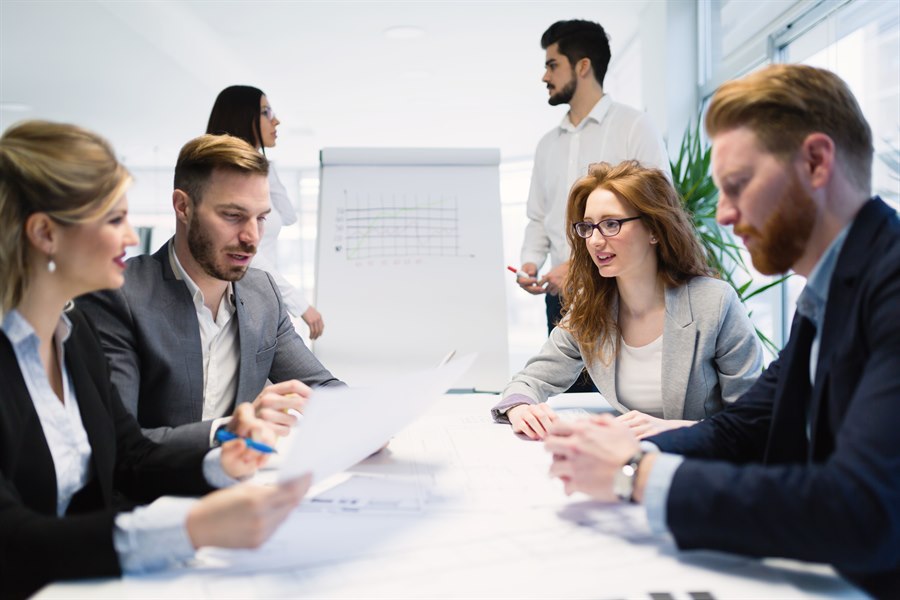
493, 277, 763, 421
77, 240, 344, 449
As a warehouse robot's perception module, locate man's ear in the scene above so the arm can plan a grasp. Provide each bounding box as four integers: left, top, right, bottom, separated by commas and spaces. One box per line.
798, 132, 836, 190
577, 57, 593, 80
24, 212, 58, 256
173, 189, 192, 225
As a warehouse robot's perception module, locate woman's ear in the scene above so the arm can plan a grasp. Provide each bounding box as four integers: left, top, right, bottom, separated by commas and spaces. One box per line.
24, 212, 58, 256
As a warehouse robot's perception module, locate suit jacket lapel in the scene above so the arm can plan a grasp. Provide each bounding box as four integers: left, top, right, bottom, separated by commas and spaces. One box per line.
807, 200, 884, 455
64, 330, 113, 507
661, 284, 696, 420
765, 314, 813, 462
155, 241, 206, 420
233, 282, 256, 404
0, 333, 58, 515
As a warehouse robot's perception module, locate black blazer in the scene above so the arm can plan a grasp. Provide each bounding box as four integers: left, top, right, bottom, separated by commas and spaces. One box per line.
649, 198, 900, 598
0, 308, 213, 599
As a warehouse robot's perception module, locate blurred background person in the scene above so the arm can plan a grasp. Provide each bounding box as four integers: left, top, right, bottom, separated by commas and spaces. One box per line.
207, 85, 324, 339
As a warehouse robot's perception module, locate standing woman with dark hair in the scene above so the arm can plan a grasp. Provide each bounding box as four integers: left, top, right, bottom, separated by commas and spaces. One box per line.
492, 161, 763, 440
207, 85, 325, 339
0, 121, 310, 599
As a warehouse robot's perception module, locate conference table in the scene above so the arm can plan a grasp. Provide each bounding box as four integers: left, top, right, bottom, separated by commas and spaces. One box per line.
36, 394, 864, 599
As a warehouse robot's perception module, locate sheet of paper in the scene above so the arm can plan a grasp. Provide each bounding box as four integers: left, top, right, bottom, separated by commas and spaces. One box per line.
278, 353, 476, 483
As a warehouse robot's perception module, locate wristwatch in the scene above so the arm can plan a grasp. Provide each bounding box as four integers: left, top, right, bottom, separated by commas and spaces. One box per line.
613, 450, 646, 503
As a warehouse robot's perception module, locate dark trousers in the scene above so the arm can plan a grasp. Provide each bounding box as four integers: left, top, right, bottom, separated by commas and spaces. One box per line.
545, 293, 598, 393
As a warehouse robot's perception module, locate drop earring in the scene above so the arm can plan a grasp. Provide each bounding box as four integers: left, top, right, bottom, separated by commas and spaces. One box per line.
47, 256, 56, 273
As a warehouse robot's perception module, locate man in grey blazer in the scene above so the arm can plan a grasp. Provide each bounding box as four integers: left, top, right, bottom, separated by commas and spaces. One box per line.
78, 134, 344, 450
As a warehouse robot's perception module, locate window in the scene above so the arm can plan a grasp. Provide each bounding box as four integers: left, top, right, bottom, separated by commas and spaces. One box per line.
700, 0, 900, 351
776, 0, 900, 328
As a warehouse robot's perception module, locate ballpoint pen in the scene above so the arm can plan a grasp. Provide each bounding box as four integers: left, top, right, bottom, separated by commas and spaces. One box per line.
215, 428, 277, 454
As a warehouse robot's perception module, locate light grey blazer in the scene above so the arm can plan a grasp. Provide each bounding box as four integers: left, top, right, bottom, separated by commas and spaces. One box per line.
77, 240, 345, 450
493, 277, 763, 421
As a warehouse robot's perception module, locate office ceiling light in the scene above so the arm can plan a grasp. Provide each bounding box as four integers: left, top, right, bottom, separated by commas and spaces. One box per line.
383, 25, 425, 40
0, 102, 32, 112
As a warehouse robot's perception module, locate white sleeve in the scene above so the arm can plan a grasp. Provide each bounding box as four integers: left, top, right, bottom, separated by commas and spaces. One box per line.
250, 248, 310, 317
628, 113, 672, 180
520, 147, 551, 269
112, 497, 197, 574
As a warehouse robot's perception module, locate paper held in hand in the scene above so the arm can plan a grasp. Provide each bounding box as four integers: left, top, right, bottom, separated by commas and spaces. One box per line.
277, 353, 477, 484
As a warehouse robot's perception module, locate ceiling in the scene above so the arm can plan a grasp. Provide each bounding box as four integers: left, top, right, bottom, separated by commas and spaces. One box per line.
1, 0, 648, 169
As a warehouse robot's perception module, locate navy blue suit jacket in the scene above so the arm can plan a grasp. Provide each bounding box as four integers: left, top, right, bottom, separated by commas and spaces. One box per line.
649, 198, 900, 598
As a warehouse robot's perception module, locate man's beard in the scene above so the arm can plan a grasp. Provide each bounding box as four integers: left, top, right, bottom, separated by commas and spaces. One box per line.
187, 212, 255, 282
734, 173, 815, 275
548, 75, 577, 106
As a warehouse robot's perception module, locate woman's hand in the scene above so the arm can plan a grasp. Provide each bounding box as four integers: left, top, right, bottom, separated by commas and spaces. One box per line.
615, 410, 695, 440
302, 305, 325, 340
507, 403, 559, 440
186, 474, 311, 549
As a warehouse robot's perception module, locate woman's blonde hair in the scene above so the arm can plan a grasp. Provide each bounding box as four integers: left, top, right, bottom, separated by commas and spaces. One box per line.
0, 120, 131, 313
561, 160, 711, 365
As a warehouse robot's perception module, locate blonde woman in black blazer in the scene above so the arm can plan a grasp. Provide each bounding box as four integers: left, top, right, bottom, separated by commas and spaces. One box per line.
0, 121, 310, 598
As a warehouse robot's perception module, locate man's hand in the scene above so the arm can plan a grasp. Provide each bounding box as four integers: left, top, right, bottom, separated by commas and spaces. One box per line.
507, 403, 559, 440
301, 305, 324, 340
539, 262, 569, 296
219, 403, 277, 479
186, 475, 311, 549
516, 262, 546, 295
250, 380, 310, 436
544, 414, 640, 500
616, 411, 695, 440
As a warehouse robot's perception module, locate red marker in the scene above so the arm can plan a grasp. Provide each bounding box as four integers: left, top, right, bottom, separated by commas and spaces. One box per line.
507, 265, 533, 279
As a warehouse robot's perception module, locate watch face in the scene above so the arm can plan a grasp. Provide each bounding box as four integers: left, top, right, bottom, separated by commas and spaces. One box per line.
613, 466, 634, 502
613, 453, 643, 502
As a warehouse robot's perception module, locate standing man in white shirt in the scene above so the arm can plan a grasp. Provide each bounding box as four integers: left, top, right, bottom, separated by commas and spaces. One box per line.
516, 19, 670, 339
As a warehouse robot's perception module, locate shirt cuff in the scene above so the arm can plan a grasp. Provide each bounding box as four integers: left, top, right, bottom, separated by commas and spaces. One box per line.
202, 448, 242, 488
208, 416, 232, 447
491, 394, 537, 422
113, 496, 197, 574
643, 452, 684, 536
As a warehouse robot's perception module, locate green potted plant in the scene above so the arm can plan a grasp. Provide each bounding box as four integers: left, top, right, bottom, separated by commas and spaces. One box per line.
670, 116, 788, 356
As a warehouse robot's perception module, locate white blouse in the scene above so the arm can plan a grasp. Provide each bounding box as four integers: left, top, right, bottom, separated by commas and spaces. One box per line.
615, 334, 664, 417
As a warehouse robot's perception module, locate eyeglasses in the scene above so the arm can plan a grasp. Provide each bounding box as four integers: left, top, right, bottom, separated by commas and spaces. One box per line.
261, 106, 276, 121
572, 216, 642, 239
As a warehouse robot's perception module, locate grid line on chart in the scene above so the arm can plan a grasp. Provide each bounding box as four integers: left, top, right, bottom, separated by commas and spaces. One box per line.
336, 192, 460, 260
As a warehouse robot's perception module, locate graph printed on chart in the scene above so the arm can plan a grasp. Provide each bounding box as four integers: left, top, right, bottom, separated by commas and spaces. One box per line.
333, 190, 465, 263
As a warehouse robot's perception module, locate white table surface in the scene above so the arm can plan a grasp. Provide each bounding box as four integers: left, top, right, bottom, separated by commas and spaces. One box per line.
36, 394, 864, 599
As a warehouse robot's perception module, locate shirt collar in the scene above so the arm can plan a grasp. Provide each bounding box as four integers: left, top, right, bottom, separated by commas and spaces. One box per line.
795, 224, 850, 326
2, 308, 73, 349
559, 94, 611, 133
168, 241, 235, 312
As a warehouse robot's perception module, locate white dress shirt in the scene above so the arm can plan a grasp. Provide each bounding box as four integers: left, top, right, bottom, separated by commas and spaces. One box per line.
2, 310, 91, 516
169, 243, 240, 421
522, 94, 671, 270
